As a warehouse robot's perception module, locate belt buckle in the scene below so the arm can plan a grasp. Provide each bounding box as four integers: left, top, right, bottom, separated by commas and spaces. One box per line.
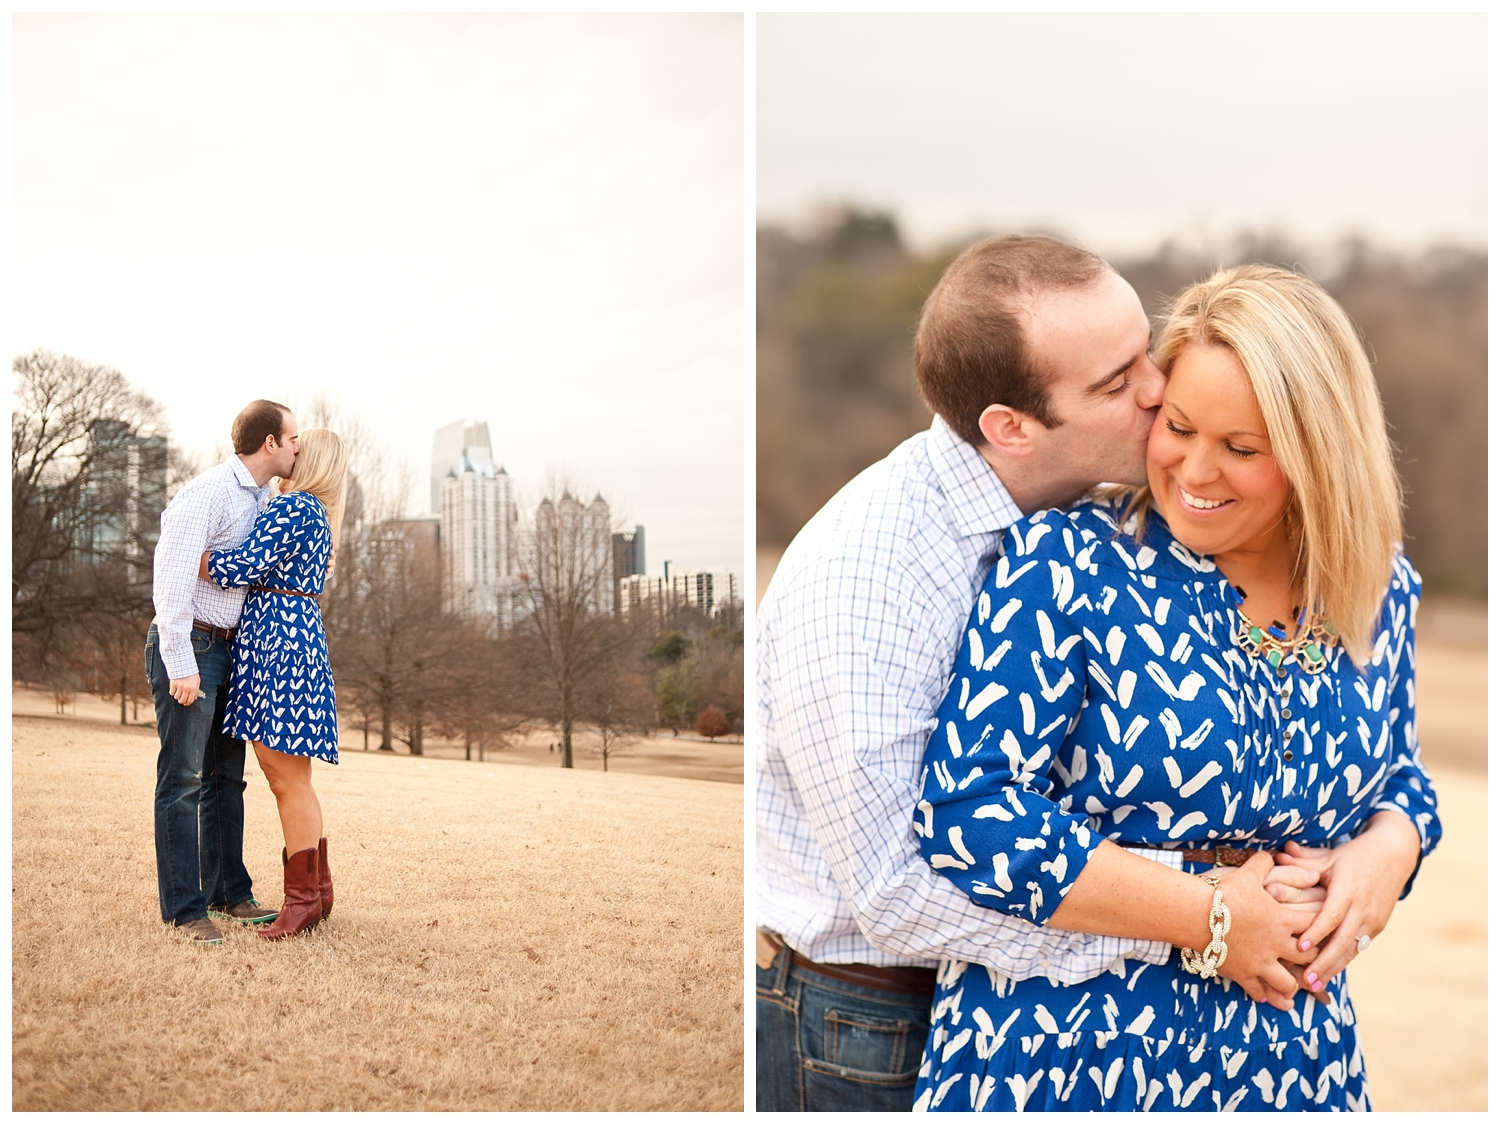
1214, 845, 1244, 867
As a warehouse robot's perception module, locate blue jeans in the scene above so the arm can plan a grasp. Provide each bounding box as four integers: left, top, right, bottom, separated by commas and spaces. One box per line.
146, 624, 252, 924
756, 939, 932, 1111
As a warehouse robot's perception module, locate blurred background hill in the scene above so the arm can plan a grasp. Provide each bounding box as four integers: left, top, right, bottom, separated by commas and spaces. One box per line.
757, 210, 1486, 598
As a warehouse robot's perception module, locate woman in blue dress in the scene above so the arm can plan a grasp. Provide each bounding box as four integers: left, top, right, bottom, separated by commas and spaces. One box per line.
912, 266, 1440, 1111
200, 427, 347, 940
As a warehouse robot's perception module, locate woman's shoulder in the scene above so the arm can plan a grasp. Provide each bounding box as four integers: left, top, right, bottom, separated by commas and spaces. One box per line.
997, 497, 1213, 585
267, 489, 327, 520
1379, 549, 1423, 626
1390, 549, 1422, 598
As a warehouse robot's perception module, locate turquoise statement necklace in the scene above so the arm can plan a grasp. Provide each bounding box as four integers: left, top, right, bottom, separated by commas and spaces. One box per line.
1227, 584, 1335, 675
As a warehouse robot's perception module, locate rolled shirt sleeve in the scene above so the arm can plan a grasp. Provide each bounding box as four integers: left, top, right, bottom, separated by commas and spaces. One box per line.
916, 518, 1104, 923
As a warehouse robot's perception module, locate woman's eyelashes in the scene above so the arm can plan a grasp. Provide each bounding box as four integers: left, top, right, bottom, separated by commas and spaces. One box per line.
1165, 416, 1258, 459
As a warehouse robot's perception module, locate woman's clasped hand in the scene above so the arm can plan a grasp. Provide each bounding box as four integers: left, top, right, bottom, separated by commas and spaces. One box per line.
1272, 812, 1422, 992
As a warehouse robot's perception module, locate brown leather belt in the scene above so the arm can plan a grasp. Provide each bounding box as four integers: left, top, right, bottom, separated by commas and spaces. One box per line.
1126, 843, 1259, 867
757, 930, 938, 996
249, 585, 319, 599
191, 620, 236, 642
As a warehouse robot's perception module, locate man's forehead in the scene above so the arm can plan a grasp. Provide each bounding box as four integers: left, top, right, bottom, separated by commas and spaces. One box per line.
1023, 272, 1143, 321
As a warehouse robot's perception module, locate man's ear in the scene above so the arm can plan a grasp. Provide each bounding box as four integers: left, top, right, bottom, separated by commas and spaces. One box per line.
977, 403, 1038, 457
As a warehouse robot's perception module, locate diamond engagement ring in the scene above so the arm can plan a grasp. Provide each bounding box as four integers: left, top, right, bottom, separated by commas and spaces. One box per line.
1355, 934, 1372, 954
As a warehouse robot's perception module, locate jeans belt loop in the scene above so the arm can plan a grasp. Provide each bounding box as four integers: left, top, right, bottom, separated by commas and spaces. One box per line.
769, 931, 792, 995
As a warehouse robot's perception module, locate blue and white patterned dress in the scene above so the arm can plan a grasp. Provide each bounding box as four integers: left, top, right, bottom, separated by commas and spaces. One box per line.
207, 490, 338, 764
912, 500, 1440, 1112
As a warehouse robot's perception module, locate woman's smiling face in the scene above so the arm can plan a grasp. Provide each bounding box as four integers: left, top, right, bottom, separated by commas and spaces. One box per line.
1147, 342, 1291, 560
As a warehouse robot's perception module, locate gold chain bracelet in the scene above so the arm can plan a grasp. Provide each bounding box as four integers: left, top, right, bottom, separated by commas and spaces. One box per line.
1180, 874, 1232, 979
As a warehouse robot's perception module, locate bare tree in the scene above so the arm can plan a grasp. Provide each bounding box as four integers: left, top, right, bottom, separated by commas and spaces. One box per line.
324, 516, 461, 753
431, 625, 532, 761
12, 349, 170, 682
305, 402, 460, 755
73, 604, 153, 725
581, 663, 656, 772
512, 485, 638, 769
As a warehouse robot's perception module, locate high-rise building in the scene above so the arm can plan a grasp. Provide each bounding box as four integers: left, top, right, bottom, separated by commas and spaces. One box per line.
619, 565, 740, 625
431, 419, 494, 514
81, 419, 168, 570
531, 491, 613, 620
671, 568, 740, 618
436, 422, 516, 628
393, 514, 442, 577
619, 572, 668, 623
611, 524, 646, 613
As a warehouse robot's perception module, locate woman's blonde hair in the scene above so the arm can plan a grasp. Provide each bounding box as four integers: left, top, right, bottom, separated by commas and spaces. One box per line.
280, 427, 349, 552
1148, 264, 1403, 665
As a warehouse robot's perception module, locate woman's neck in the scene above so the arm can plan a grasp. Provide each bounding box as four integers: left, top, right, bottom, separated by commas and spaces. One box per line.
1213, 527, 1300, 631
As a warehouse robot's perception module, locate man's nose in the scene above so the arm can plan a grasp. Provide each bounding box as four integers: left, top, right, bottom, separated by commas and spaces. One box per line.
1135, 359, 1166, 409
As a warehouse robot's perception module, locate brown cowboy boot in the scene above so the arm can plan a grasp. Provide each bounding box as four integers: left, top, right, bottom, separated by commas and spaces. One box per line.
318, 837, 334, 921
277, 840, 333, 924
258, 847, 322, 940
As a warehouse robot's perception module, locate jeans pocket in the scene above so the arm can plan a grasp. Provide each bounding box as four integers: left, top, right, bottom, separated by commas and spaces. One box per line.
819, 1007, 922, 1077
802, 1008, 925, 1111
191, 632, 212, 656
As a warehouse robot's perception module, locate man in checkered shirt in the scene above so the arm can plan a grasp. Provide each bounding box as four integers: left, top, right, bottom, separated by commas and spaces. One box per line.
146, 400, 299, 945
756, 236, 1171, 1110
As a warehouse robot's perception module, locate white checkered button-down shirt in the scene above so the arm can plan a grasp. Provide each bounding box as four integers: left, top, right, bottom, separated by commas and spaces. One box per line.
757, 415, 1175, 981
152, 457, 273, 680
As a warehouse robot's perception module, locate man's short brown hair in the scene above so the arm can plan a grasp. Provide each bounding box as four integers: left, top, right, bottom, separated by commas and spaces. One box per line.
914, 234, 1111, 445
231, 400, 292, 456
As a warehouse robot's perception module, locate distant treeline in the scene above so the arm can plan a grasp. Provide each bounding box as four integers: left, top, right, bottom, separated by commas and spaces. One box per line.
758, 212, 1486, 597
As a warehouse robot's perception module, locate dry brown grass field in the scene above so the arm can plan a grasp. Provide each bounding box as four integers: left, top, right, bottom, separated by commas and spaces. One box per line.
12, 707, 744, 1111
758, 552, 1487, 1111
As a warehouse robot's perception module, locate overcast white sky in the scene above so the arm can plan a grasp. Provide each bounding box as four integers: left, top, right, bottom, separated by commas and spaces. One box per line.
14, 13, 743, 576
759, 13, 1486, 256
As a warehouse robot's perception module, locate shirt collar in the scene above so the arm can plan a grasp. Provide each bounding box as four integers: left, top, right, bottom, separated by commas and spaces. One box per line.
924, 414, 1023, 538
228, 455, 273, 498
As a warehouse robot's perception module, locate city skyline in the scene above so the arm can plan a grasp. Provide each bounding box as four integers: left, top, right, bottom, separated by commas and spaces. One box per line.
429, 416, 735, 584
13, 14, 744, 575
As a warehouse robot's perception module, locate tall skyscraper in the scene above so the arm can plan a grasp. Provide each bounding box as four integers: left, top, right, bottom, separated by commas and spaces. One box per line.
611, 524, 646, 613
532, 491, 614, 620
435, 421, 515, 628
81, 419, 168, 569
431, 419, 494, 514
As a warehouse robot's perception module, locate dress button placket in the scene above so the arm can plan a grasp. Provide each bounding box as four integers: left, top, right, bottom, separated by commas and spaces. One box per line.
1281, 673, 1295, 758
